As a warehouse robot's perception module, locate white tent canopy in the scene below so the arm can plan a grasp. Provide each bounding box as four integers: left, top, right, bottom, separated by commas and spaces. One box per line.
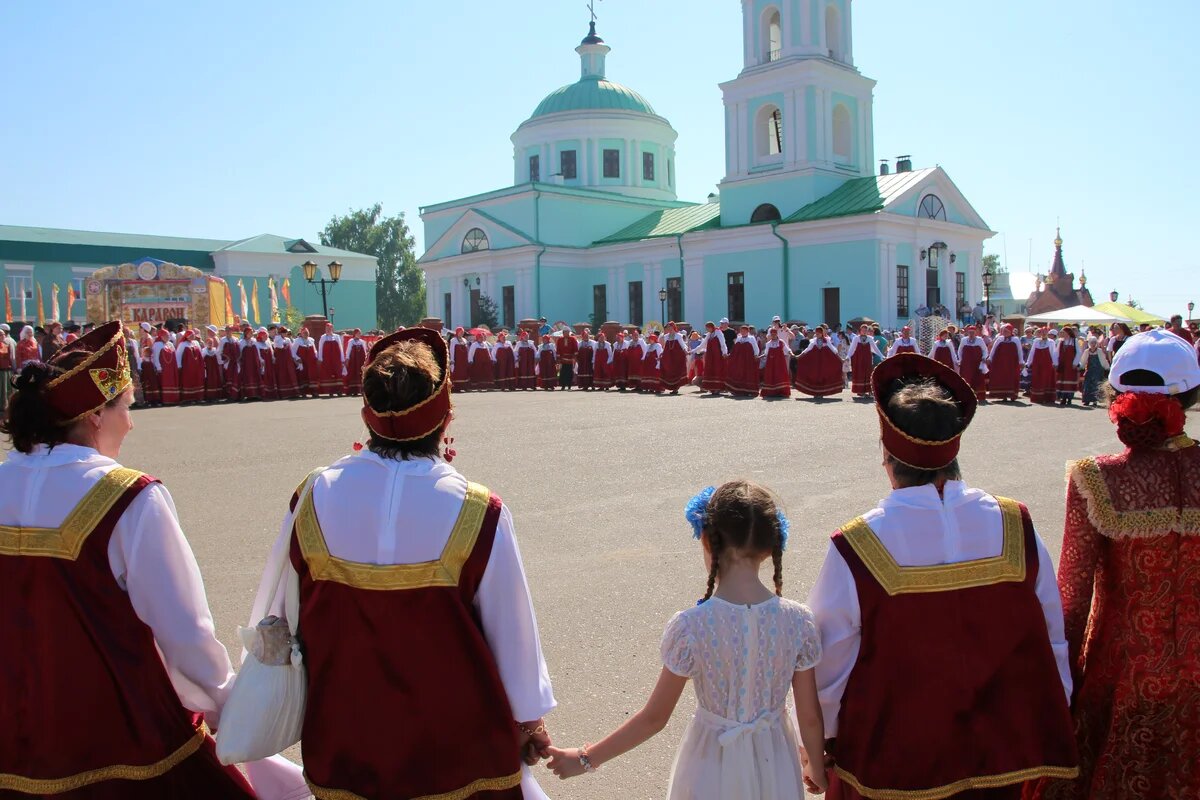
1025, 305, 1132, 325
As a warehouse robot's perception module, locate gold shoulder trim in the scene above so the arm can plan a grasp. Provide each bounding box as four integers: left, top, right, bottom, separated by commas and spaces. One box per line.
0, 467, 146, 560
833, 764, 1079, 800
0, 724, 205, 793
1071, 457, 1199, 538
839, 497, 1026, 596
296, 481, 491, 591
307, 768, 521, 800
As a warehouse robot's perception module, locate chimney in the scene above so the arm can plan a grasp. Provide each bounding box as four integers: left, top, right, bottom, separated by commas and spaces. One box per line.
879, 159, 890, 176
896, 155, 913, 173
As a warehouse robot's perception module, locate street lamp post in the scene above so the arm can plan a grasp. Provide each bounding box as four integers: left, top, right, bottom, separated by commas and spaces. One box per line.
658, 287, 668, 327
981, 266, 994, 318
1189, 301, 1195, 323
302, 260, 342, 319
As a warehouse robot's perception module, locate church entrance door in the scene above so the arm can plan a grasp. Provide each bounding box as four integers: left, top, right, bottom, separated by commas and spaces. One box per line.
823, 288, 840, 328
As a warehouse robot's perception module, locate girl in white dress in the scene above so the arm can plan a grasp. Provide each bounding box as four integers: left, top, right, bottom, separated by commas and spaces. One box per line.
546, 480, 827, 798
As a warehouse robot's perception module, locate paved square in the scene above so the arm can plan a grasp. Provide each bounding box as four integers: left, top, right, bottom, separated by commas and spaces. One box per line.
96, 390, 1196, 798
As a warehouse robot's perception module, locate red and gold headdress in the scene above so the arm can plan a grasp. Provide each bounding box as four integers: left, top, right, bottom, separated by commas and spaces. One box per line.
361, 327, 453, 443
44, 320, 133, 424
871, 353, 977, 470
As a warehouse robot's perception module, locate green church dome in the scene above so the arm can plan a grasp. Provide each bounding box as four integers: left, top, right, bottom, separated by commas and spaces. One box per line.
530, 76, 658, 119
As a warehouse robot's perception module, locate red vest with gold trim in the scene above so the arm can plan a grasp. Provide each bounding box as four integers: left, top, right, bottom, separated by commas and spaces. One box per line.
0, 469, 210, 794
290, 479, 523, 800
829, 498, 1078, 800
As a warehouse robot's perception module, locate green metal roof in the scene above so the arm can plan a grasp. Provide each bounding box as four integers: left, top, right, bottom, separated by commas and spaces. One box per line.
216, 234, 373, 259
785, 168, 936, 223
0, 224, 230, 253
595, 203, 721, 244
531, 77, 657, 119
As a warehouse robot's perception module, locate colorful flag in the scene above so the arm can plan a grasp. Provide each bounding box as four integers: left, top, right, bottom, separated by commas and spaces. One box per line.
50, 284, 60, 322
268, 277, 279, 324
237, 280, 248, 321
36, 283, 45, 327
3, 284, 11, 322
66, 283, 78, 320
250, 279, 260, 325
280, 278, 291, 308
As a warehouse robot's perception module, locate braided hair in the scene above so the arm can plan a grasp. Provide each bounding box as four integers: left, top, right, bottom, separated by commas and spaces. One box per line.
699, 480, 787, 602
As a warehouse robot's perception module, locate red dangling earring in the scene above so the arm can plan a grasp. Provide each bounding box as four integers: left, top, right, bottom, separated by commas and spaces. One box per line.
443, 436, 456, 462
352, 441, 364, 452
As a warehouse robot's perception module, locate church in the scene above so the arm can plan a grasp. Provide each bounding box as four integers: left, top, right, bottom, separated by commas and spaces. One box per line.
419, 1, 994, 331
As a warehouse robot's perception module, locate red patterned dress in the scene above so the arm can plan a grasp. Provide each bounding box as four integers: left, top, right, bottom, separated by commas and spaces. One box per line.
1029, 437, 1200, 800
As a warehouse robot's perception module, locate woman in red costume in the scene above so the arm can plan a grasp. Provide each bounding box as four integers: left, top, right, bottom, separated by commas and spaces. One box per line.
15, 325, 39, 371
253, 329, 278, 401
468, 331, 494, 390
592, 332, 613, 390
759, 327, 792, 398
957, 325, 989, 402
1054, 327, 1080, 406
219, 325, 241, 401
612, 331, 629, 390
201, 336, 224, 402
988, 323, 1023, 402
317, 323, 345, 396
641, 333, 663, 394
176, 330, 205, 404
238, 328, 265, 401
928, 329, 959, 371
1025, 328, 1058, 405
725, 325, 760, 396
700, 322, 727, 395
793, 326, 844, 399
449, 327, 471, 391
0, 321, 303, 798
292, 327, 320, 398
514, 330, 537, 390
536, 334, 557, 390
659, 323, 689, 394
845, 324, 882, 397
494, 331, 516, 390
625, 331, 645, 392
1029, 330, 1200, 800
153, 328, 180, 405
343, 329, 369, 395
245, 328, 555, 799
273, 328, 301, 400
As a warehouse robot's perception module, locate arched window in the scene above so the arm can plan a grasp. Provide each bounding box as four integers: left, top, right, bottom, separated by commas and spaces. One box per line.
756, 104, 784, 159
832, 104, 852, 160
751, 203, 782, 223
763, 7, 782, 62
919, 195, 947, 221
461, 228, 489, 254
825, 4, 841, 61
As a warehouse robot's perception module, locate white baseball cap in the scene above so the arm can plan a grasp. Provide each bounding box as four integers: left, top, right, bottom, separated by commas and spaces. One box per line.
719, 317, 729, 324
1109, 330, 1200, 395
772, 315, 782, 322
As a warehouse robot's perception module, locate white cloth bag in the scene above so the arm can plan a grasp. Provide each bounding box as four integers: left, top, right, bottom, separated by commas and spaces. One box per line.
216, 478, 312, 765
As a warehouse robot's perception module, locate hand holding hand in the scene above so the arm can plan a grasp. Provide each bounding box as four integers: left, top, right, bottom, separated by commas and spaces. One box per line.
544, 746, 586, 780
516, 719, 551, 766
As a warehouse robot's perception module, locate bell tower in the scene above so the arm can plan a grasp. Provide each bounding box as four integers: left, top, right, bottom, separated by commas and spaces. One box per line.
718, 0, 876, 226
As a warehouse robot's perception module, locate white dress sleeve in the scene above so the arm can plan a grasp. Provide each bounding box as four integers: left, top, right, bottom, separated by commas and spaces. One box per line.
660, 611, 695, 678
1032, 533, 1072, 700
805, 541, 861, 738
793, 604, 823, 672
108, 483, 236, 728
474, 504, 557, 722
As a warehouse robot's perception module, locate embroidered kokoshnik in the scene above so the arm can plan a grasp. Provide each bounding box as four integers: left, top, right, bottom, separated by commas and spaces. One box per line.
0, 724, 206, 794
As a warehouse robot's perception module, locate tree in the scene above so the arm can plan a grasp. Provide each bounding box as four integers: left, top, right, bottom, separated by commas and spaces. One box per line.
321, 204, 425, 329
475, 293, 500, 329
982, 253, 1003, 274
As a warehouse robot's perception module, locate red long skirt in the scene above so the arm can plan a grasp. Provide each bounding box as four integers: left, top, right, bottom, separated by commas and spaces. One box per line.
297, 345, 320, 397
1056, 343, 1079, 397
850, 345, 874, 395
450, 342, 471, 391
612, 347, 628, 389
178, 347, 205, 402
345, 344, 367, 395
202, 354, 224, 401
319, 340, 344, 396
1027, 348, 1056, 404
793, 346, 844, 397
660, 340, 688, 391
988, 341, 1021, 400
220, 341, 240, 401
626, 347, 642, 390
157, 348, 180, 405
469, 350, 494, 390
495, 347, 515, 390
516, 347, 537, 389
140, 362, 160, 405
259, 347, 278, 400
537, 351, 557, 390
760, 346, 791, 398
959, 345, 987, 402
239, 346, 263, 401
575, 346, 594, 389
274, 346, 300, 399
725, 342, 760, 395
931, 345, 956, 371
701, 345, 726, 393
642, 353, 662, 393
593, 347, 612, 389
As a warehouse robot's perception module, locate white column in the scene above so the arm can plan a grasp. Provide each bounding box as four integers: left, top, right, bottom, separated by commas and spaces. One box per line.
738, 103, 749, 173
879, 242, 891, 327
844, 0, 854, 64
857, 102, 868, 174
607, 267, 619, 322
792, 87, 807, 170
627, 139, 638, 186
648, 263, 664, 323
427, 272, 438, 318
913, 235, 927, 313
800, 0, 812, 49
743, 2, 754, 66
783, 91, 798, 166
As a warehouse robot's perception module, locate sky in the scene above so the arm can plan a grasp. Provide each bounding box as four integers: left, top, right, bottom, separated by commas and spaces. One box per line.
2, 0, 1197, 317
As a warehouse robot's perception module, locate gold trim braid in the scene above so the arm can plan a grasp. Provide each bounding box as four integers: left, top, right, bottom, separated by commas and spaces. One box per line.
839, 496, 1027, 596
0, 724, 205, 794
295, 479, 491, 591
307, 769, 522, 800
0, 467, 146, 560
833, 764, 1079, 800
1071, 456, 1200, 538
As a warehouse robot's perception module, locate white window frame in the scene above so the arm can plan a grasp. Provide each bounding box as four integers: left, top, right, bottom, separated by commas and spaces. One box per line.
5, 264, 33, 322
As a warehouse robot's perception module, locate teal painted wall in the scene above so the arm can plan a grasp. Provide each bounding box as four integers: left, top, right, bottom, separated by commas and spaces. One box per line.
789, 239, 878, 326
721, 171, 848, 226
702, 249, 782, 325
540, 267, 590, 324
223, 272, 376, 331
538, 195, 658, 247
427, 219, 529, 261
0, 261, 82, 324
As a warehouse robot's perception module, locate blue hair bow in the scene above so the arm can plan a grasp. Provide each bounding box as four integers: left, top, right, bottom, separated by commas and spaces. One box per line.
684, 486, 791, 551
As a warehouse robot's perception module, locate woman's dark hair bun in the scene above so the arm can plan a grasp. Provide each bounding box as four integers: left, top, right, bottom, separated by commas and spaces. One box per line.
13, 361, 53, 392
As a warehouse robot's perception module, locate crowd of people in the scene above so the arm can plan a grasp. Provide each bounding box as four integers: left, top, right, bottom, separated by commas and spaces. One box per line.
2, 316, 1198, 800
